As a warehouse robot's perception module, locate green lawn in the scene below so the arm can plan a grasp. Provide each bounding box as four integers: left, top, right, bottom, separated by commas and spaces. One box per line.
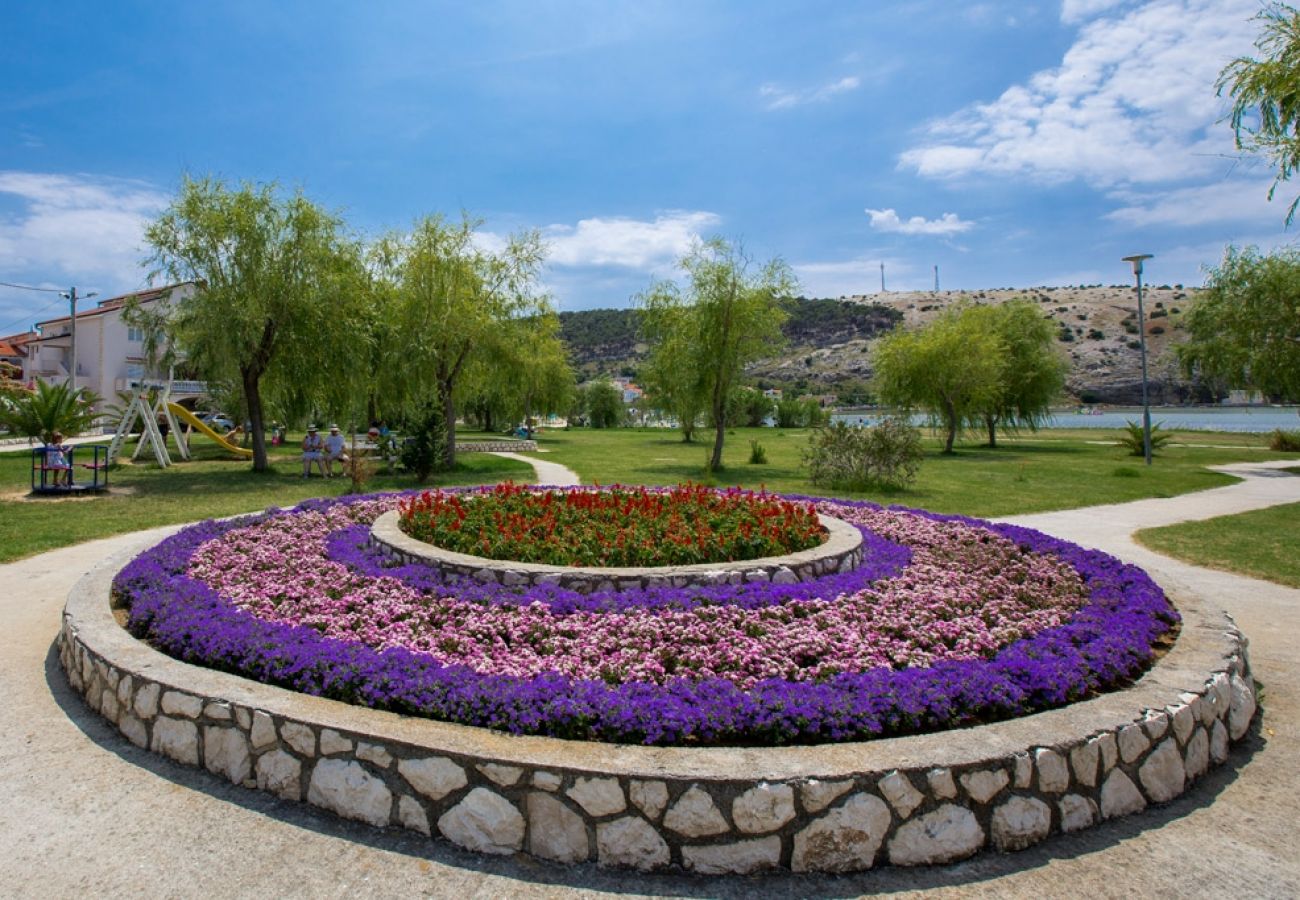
1, 423, 1292, 564
1136, 502, 1300, 588
0, 435, 532, 563
530, 425, 1287, 518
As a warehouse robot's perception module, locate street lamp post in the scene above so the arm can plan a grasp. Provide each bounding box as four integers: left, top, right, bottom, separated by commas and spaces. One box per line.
60, 286, 97, 392
1122, 254, 1154, 466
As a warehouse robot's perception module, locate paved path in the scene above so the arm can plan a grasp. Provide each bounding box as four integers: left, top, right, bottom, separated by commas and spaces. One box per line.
489, 451, 581, 486
2, 462, 1298, 898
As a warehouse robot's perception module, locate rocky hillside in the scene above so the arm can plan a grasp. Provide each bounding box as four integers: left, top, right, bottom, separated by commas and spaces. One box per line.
560, 286, 1202, 405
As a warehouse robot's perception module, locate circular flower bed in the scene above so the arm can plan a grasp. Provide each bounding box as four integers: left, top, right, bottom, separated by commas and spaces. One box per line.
113, 487, 1178, 746
398, 482, 826, 567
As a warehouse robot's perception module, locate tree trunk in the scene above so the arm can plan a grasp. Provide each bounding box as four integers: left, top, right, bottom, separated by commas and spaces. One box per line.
242, 367, 269, 471
985, 414, 997, 448
943, 400, 958, 454
440, 379, 457, 470
708, 394, 726, 471
483, 404, 494, 434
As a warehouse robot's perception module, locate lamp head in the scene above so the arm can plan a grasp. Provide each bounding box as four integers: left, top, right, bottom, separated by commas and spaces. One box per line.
1122, 254, 1153, 276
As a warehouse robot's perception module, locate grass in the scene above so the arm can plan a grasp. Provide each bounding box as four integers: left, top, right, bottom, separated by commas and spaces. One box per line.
0, 423, 1289, 564
0, 434, 532, 563
530, 425, 1281, 518
1136, 502, 1300, 588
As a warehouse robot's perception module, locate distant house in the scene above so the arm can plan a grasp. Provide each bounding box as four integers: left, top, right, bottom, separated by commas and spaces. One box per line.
0, 331, 34, 382
23, 282, 202, 412
610, 376, 644, 404
762, 388, 783, 400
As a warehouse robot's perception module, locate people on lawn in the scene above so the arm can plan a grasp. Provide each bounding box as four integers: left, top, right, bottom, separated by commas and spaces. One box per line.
301, 424, 325, 477
323, 424, 348, 477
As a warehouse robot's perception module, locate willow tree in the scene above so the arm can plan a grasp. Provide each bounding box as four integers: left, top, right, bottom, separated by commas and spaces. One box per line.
969, 300, 1068, 447
640, 238, 795, 470
145, 177, 364, 471
376, 215, 545, 468
873, 306, 1004, 453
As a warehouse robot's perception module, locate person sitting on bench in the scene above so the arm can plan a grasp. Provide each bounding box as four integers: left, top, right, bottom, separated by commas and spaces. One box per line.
323, 424, 349, 478
301, 425, 325, 478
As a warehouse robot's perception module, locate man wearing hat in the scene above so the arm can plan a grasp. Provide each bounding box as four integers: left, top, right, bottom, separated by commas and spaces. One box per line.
323, 424, 349, 478
301, 424, 325, 478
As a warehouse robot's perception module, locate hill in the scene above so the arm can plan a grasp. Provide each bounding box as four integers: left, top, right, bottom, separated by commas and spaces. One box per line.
559, 286, 1202, 405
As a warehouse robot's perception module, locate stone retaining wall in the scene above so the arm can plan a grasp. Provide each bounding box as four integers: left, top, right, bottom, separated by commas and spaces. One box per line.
369, 511, 863, 593
60, 538, 1258, 875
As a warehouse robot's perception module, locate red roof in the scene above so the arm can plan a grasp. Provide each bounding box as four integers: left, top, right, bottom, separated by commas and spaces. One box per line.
33, 282, 194, 330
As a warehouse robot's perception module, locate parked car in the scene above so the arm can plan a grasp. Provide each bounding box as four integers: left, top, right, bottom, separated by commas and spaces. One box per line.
195, 411, 236, 432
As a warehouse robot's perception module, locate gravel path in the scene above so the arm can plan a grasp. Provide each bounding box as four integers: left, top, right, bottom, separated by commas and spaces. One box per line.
1, 460, 1298, 898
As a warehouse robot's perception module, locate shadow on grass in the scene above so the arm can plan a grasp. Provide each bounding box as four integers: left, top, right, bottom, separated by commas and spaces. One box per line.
44, 634, 1268, 898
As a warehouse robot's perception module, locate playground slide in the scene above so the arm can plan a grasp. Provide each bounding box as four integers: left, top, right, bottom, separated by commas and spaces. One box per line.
166, 403, 254, 457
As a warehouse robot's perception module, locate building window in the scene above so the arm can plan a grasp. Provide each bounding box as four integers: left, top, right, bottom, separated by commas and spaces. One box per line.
128, 327, 144, 342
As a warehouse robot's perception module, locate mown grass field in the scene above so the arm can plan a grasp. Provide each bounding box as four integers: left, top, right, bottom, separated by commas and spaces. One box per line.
0, 423, 1292, 564
530, 425, 1286, 518
1136, 501, 1300, 588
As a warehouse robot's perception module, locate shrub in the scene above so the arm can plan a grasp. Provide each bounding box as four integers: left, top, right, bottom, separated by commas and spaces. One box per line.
804, 417, 923, 490
1268, 428, 1300, 451
1118, 420, 1174, 457
398, 401, 447, 482
748, 439, 768, 464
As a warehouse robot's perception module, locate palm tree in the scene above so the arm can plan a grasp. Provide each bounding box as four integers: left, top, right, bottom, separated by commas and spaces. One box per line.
0, 380, 101, 445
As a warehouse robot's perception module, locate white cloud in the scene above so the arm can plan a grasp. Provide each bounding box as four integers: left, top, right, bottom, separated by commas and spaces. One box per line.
540, 211, 721, 271
1061, 0, 1132, 24
760, 76, 861, 111
901, 0, 1258, 186
866, 207, 975, 236
0, 171, 165, 296
1105, 178, 1280, 226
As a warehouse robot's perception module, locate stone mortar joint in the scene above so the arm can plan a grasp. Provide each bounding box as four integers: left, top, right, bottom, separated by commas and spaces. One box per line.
369, 510, 863, 594
60, 541, 1258, 875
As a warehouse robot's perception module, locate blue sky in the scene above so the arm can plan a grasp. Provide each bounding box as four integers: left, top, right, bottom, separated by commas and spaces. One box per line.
0, 0, 1292, 330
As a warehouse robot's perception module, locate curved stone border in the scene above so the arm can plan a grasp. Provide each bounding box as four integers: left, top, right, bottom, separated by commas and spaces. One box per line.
455, 440, 538, 453
61, 541, 1257, 875
370, 510, 862, 593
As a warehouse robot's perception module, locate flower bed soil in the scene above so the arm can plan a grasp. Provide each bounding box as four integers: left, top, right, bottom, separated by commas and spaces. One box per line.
112, 488, 1178, 747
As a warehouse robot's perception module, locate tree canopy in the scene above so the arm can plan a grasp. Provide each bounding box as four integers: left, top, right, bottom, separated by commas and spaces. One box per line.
145, 176, 364, 470
1218, 2, 1300, 223
968, 301, 1068, 447
639, 238, 796, 469
1180, 245, 1300, 403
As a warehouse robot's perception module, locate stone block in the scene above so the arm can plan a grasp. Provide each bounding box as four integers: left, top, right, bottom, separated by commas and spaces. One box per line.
927, 768, 957, 800
1138, 739, 1185, 803
203, 725, 252, 785
960, 768, 1008, 804
281, 721, 316, 757
234, 706, 251, 730
792, 793, 891, 873
533, 771, 562, 792
356, 742, 393, 769
100, 689, 120, 724
567, 776, 626, 817
1210, 719, 1230, 764
1142, 710, 1169, 741
527, 793, 591, 864
1035, 748, 1069, 793
151, 716, 198, 766
629, 779, 668, 819
437, 787, 524, 855
878, 772, 924, 818
161, 691, 203, 719
1184, 727, 1210, 780
888, 804, 984, 866
1012, 752, 1032, 790
1100, 770, 1146, 819
133, 682, 160, 719
399, 796, 430, 836
118, 712, 148, 749
1117, 723, 1150, 764
1095, 732, 1118, 772
399, 756, 468, 801
991, 796, 1051, 852
256, 750, 302, 801
478, 763, 523, 787
1229, 674, 1257, 740
204, 701, 233, 722
1169, 702, 1195, 745
732, 783, 795, 834
801, 778, 853, 814
249, 711, 277, 751
117, 674, 134, 709
663, 786, 728, 837
597, 816, 670, 871
1070, 740, 1099, 788
308, 759, 393, 828
1058, 794, 1098, 832
683, 837, 782, 875
319, 729, 353, 756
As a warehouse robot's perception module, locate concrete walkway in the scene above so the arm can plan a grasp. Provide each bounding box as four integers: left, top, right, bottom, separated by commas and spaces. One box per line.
2, 463, 1299, 897
489, 450, 581, 486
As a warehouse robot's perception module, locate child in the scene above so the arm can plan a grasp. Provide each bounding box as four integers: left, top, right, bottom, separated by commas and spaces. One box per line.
46, 431, 72, 487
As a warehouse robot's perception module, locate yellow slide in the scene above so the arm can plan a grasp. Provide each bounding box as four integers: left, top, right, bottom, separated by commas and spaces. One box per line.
167, 403, 254, 457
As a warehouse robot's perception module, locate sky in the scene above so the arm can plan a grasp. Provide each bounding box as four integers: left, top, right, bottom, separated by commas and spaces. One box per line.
0, 0, 1294, 331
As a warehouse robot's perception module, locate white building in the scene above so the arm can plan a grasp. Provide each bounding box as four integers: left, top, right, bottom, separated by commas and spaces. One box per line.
23, 282, 203, 411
